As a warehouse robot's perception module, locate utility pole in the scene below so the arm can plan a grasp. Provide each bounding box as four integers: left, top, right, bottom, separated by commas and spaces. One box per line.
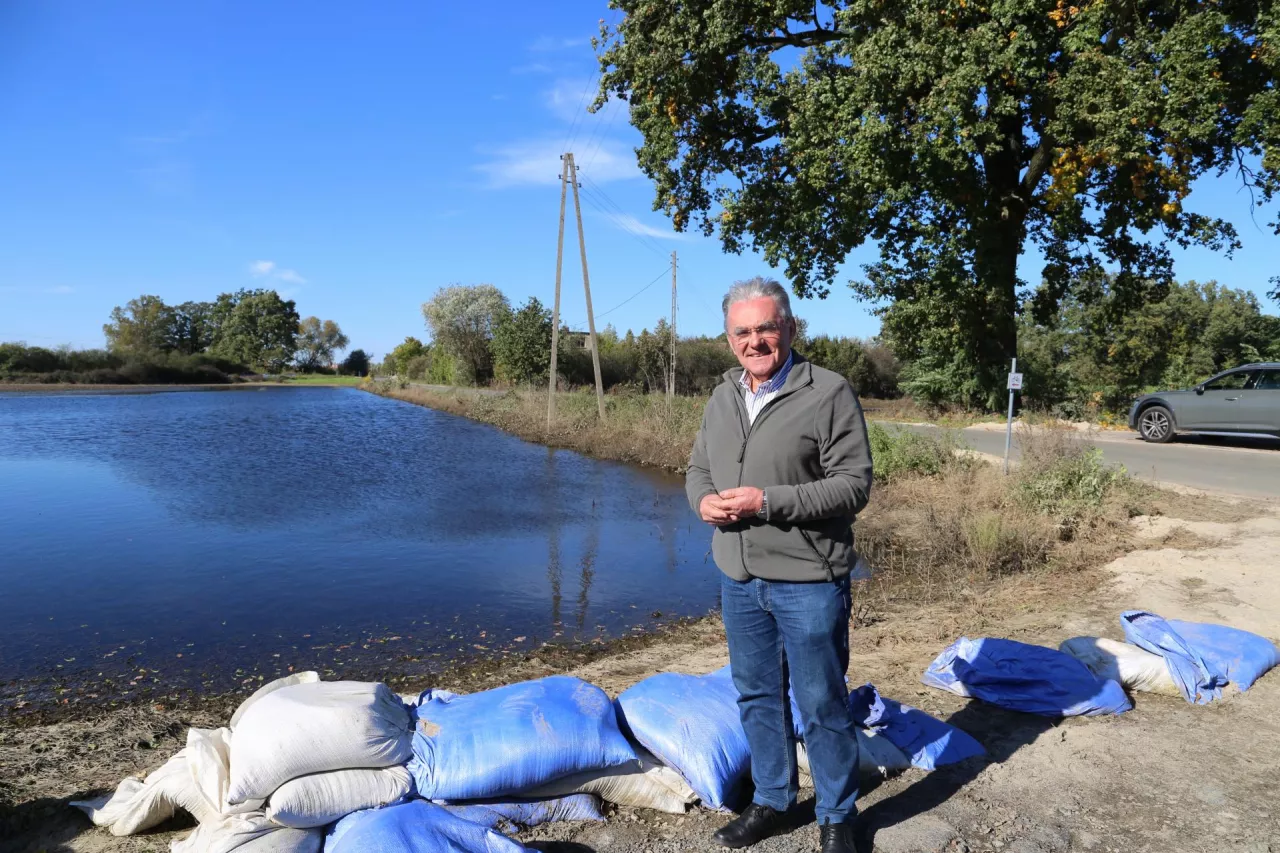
669, 251, 677, 402
547, 157, 569, 429
565, 153, 606, 420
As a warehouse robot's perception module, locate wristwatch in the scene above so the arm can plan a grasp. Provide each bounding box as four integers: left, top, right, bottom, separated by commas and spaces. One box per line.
757, 490, 768, 520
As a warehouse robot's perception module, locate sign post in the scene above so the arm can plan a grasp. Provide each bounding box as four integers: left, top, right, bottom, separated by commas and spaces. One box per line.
1004, 358, 1022, 475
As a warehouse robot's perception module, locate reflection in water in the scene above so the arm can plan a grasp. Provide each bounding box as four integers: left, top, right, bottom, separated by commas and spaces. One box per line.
0, 388, 719, 702
576, 462, 601, 634
546, 447, 563, 631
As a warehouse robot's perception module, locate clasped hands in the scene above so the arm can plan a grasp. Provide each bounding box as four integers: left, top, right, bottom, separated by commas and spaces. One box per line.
699, 487, 764, 526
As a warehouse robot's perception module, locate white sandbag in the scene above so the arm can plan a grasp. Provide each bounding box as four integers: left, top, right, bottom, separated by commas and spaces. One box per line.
227, 681, 412, 805
796, 729, 912, 788
171, 813, 322, 853
230, 672, 321, 729
524, 748, 699, 814
1059, 636, 1180, 697
265, 766, 411, 828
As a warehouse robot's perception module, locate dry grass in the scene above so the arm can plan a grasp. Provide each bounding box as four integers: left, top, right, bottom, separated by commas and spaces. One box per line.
372, 384, 704, 471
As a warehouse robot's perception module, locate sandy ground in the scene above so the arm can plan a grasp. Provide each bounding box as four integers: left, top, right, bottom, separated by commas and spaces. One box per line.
4, 504, 1278, 853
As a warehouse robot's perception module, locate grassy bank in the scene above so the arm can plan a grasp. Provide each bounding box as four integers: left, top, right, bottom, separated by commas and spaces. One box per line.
371, 383, 705, 470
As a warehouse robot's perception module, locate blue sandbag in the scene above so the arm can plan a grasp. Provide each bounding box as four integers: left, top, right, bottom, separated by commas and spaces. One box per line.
615, 667, 748, 811
408, 676, 635, 802
922, 637, 1133, 717
325, 800, 530, 853
1122, 611, 1280, 703
848, 685, 985, 771
439, 794, 605, 830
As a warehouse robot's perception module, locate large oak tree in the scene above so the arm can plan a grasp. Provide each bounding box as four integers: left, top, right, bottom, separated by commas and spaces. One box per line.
597, 0, 1280, 405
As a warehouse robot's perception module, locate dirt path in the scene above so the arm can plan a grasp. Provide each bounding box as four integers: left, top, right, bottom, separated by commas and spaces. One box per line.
4, 506, 1278, 853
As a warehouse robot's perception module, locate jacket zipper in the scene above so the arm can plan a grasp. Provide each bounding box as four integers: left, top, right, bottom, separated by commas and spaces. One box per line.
732, 381, 807, 579
732, 374, 838, 582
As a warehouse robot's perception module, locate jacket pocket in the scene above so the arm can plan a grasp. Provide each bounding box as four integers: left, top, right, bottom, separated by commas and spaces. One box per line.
744, 520, 853, 581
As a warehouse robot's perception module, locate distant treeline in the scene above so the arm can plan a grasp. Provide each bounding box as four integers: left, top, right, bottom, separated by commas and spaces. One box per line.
0, 344, 248, 385
392, 279, 1279, 414
383, 283, 903, 398
2, 289, 368, 385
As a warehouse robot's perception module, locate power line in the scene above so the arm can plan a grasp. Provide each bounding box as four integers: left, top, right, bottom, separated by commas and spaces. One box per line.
566, 265, 671, 328
578, 173, 673, 257
576, 182, 669, 259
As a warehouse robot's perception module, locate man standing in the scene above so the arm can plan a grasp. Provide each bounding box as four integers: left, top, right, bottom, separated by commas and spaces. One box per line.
687, 277, 873, 853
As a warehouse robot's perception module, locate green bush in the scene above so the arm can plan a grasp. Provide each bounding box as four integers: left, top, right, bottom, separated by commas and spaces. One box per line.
868, 423, 964, 483
1014, 443, 1127, 532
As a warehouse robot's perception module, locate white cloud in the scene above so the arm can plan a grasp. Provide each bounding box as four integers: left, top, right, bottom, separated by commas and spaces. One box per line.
475, 138, 640, 188
249, 260, 307, 285
600, 212, 689, 242
46, 285, 75, 294
511, 62, 554, 75
529, 35, 592, 53
544, 77, 625, 125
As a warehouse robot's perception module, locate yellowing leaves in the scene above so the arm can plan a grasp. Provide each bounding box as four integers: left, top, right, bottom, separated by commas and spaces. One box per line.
1048, 1, 1082, 28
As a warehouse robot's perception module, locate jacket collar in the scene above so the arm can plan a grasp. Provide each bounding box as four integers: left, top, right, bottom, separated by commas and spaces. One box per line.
724, 350, 812, 395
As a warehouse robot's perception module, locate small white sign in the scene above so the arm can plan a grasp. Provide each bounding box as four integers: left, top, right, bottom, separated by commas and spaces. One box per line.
1007, 372, 1024, 391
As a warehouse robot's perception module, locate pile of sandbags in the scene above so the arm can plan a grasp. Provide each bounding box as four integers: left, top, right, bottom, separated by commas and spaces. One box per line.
74, 674, 415, 851
75, 660, 1042, 852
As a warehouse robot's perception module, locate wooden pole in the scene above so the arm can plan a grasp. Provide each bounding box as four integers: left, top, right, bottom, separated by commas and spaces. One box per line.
547, 156, 568, 429
669, 251, 677, 402
566, 153, 606, 420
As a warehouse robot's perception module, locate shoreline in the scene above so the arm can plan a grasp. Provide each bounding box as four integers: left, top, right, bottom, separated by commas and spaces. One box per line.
0, 614, 719, 727
0, 381, 362, 395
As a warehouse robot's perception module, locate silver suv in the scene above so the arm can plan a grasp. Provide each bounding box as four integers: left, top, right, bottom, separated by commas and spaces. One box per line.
1129, 363, 1280, 443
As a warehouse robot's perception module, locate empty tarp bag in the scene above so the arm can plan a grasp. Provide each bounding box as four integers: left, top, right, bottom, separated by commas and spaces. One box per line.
1059, 636, 1180, 697
922, 637, 1133, 717
438, 794, 605, 830
614, 666, 748, 811
265, 765, 412, 829
72, 746, 220, 836
847, 684, 985, 771
796, 728, 911, 785
325, 800, 532, 853
228, 681, 412, 805
524, 745, 700, 813
1121, 610, 1280, 703
408, 675, 635, 802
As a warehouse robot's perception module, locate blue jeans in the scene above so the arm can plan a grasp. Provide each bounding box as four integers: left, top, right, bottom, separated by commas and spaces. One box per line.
720, 573, 859, 824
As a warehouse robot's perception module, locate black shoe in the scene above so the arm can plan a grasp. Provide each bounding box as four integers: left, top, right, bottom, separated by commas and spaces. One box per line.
711, 803, 787, 849
819, 820, 857, 853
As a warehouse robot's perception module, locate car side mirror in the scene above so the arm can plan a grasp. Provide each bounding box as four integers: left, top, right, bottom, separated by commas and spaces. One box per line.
1194, 385, 1205, 395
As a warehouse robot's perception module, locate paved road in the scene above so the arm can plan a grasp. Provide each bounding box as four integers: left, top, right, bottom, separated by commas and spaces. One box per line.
889, 422, 1280, 499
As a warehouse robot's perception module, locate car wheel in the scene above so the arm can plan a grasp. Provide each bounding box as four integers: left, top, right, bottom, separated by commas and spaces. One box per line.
1138, 405, 1176, 443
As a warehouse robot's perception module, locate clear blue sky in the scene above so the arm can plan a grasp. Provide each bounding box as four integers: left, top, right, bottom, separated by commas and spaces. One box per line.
2, 1, 1277, 360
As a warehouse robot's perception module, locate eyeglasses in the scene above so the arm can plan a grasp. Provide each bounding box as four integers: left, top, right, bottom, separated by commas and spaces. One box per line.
729, 322, 782, 342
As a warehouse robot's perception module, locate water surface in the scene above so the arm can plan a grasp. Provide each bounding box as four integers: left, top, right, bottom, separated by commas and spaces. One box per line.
0, 387, 717, 709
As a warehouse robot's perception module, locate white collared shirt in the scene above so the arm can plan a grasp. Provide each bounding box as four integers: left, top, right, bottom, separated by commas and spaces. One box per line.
739, 352, 794, 425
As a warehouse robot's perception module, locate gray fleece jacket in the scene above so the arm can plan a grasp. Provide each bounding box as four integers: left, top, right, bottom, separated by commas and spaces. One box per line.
685, 353, 874, 583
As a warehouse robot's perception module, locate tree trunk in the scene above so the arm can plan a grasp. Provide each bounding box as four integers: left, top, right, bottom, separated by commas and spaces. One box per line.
973, 215, 1024, 408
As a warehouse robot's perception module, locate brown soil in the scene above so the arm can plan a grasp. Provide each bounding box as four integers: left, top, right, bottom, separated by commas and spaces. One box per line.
5, 500, 1278, 853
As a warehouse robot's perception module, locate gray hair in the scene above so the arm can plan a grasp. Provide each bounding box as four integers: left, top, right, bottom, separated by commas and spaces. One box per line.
721, 276, 793, 325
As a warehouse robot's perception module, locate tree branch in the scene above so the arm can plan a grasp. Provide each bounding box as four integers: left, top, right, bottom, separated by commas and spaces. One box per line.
750, 28, 846, 49
1020, 138, 1055, 200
